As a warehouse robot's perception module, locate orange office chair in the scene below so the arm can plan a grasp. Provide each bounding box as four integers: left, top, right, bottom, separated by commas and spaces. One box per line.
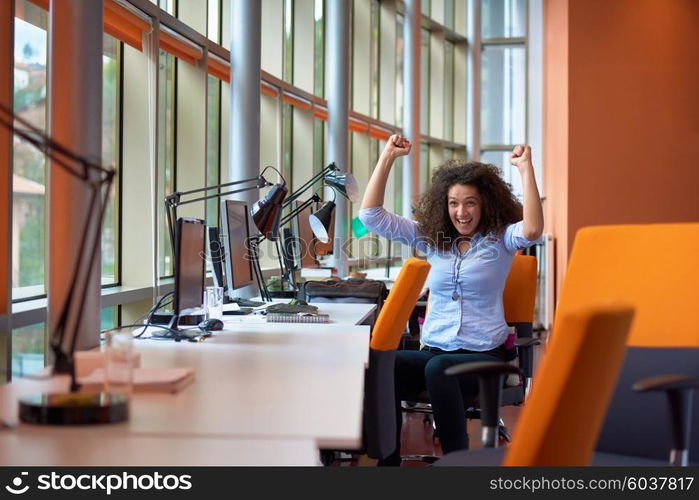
555, 224, 699, 466
436, 304, 635, 465
502, 254, 540, 398
320, 257, 431, 464
438, 223, 699, 466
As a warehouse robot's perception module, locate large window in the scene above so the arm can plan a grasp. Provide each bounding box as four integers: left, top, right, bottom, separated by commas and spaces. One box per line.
419, 27, 430, 136
101, 34, 121, 286
158, 0, 176, 16
11, 322, 45, 379
314, 0, 324, 98
283, 0, 294, 82
395, 13, 404, 128
205, 75, 221, 226
12, 0, 48, 301
157, 50, 176, 278
444, 40, 455, 141
12, 4, 122, 297
370, 0, 380, 120
479, 0, 528, 198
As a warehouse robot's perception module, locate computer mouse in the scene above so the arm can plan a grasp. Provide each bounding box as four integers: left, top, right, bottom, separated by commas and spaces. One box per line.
198, 318, 224, 332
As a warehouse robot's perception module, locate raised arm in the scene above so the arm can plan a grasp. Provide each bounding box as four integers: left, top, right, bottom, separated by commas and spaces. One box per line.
359, 134, 422, 248
510, 145, 544, 241
360, 134, 412, 210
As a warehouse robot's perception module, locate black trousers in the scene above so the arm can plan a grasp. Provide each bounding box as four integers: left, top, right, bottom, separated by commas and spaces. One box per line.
378, 344, 507, 466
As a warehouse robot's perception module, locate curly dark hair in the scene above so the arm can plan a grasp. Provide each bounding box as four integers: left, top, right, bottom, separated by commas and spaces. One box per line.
414, 160, 523, 251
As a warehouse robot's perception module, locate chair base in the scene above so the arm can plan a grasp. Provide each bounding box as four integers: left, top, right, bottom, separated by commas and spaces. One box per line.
402, 454, 440, 464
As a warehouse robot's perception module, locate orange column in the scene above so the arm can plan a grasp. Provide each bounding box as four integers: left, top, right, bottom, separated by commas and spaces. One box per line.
544, 0, 699, 305
48, 0, 104, 353
0, 0, 13, 318
543, 0, 570, 300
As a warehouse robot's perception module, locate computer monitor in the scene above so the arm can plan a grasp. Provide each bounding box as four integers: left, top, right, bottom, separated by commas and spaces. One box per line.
293, 201, 318, 269
220, 199, 255, 299
207, 226, 225, 289
174, 217, 206, 316
281, 227, 299, 272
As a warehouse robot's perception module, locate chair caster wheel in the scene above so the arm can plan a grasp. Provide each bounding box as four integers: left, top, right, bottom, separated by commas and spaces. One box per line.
498, 425, 511, 443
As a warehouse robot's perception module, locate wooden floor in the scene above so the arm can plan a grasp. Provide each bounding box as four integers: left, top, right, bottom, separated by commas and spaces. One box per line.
328, 404, 523, 466
330, 330, 546, 467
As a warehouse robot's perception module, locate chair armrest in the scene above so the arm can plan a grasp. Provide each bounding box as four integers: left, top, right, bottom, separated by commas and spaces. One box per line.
444, 362, 523, 446
632, 373, 699, 466
516, 337, 541, 348
514, 338, 540, 380
632, 374, 699, 393
445, 361, 522, 378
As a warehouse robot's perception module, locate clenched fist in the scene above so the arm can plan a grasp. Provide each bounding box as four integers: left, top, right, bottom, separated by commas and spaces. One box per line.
510, 145, 533, 173
382, 134, 412, 161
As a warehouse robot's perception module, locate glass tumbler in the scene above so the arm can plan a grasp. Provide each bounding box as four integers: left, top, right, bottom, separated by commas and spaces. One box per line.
204, 286, 224, 320
103, 330, 134, 395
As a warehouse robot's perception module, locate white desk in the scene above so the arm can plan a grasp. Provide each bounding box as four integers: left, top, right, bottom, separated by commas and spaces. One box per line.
226, 300, 376, 326
359, 266, 403, 283
0, 322, 370, 465
0, 427, 320, 466
356, 266, 429, 298
205, 322, 370, 365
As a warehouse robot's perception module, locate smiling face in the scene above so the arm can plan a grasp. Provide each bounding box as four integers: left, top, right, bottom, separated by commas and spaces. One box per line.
447, 183, 482, 237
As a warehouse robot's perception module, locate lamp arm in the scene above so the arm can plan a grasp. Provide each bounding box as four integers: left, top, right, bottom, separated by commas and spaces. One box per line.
274, 238, 286, 288
247, 236, 271, 302
260, 165, 287, 187
67, 176, 115, 386
278, 194, 321, 228
250, 193, 321, 292
52, 171, 116, 391
2, 103, 117, 396
282, 162, 338, 208
0, 103, 113, 181
165, 180, 273, 259
165, 176, 271, 208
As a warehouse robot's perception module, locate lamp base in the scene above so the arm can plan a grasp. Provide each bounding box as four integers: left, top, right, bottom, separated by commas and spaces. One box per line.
19, 392, 129, 425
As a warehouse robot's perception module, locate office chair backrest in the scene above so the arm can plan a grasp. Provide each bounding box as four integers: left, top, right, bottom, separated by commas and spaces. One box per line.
503, 305, 634, 466
555, 224, 699, 347
503, 254, 537, 324
370, 258, 431, 351
363, 257, 431, 459
555, 224, 699, 462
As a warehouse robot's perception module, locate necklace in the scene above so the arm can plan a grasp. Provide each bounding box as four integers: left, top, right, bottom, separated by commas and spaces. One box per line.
451, 236, 475, 300
451, 240, 467, 301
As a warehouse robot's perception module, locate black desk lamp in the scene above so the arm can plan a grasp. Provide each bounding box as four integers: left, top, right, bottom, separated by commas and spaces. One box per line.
271, 162, 358, 287
164, 165, 287, 304
282, 162, 359, 209
251, 191, 326, 296
1, 103, 121, 425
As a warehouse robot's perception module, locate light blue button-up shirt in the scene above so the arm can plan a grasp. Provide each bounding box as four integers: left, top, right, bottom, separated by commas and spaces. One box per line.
359, 206, 538, 351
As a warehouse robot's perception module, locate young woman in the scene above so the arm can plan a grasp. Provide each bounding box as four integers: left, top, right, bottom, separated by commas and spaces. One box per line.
359, 135, 543, 465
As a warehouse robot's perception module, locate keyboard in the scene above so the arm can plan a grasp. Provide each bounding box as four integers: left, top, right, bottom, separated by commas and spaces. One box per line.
231, 298, 266, 308
223, 307, 253, 316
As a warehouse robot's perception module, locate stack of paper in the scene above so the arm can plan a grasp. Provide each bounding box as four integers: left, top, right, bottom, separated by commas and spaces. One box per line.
79, 367, 195, 393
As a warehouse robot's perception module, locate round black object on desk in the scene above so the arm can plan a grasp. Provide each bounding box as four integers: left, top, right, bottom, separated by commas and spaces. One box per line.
19, 393, 129, 425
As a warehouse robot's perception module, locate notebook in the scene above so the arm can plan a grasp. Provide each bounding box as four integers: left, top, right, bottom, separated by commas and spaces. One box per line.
79, 367, 195, 393
266, 312, 330, 324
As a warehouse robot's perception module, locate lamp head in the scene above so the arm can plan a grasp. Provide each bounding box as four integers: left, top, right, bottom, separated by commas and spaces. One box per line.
251, 183, 288, 241
324, 171, 359, 202
309, 200, 335, 244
